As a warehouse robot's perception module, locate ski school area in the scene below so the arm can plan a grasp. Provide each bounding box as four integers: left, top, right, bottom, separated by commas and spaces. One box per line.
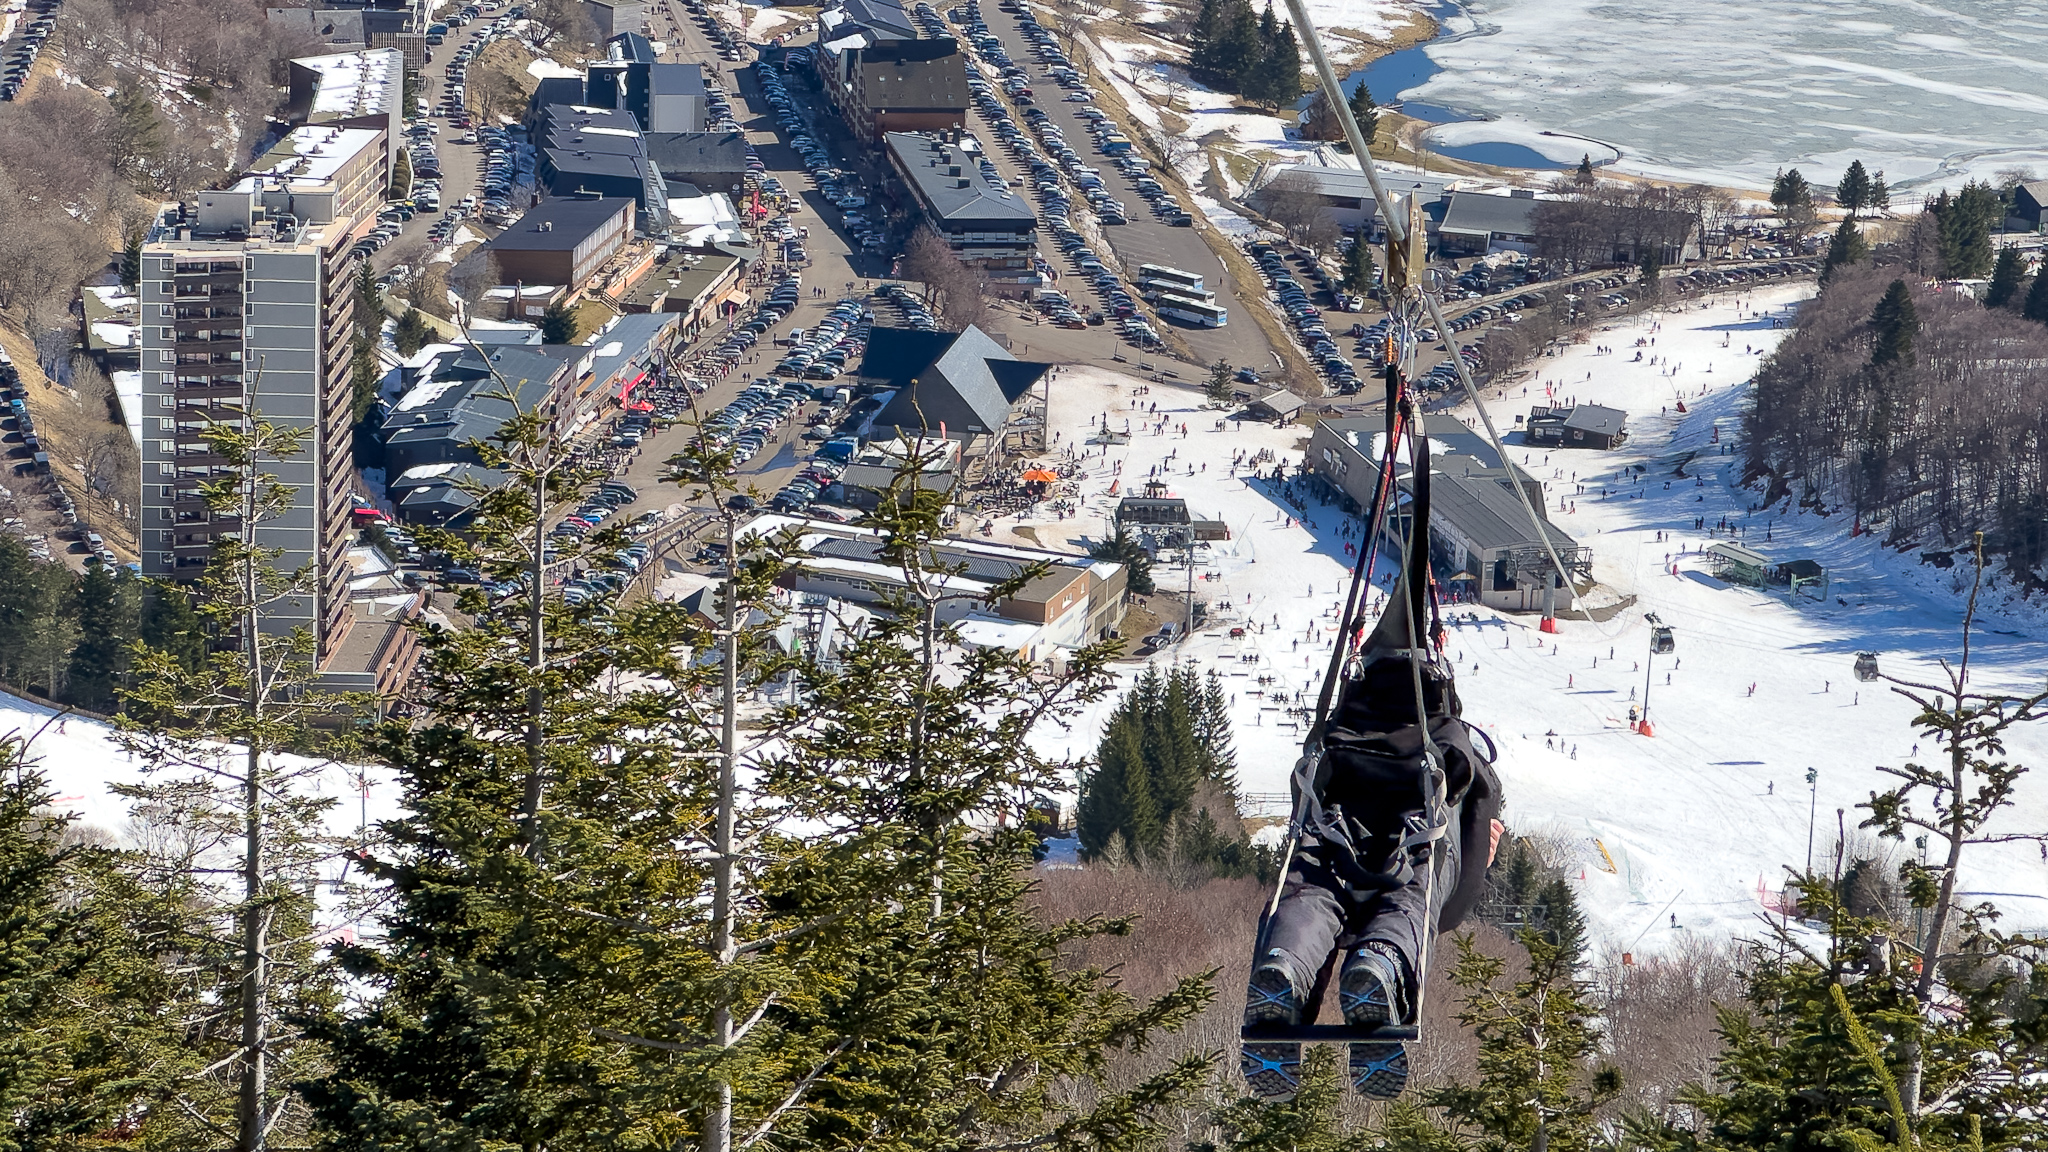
1022, 281, 2048, 959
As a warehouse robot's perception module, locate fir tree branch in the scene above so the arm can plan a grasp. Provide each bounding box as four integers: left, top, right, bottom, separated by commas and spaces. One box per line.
735, 1037, 853, 1151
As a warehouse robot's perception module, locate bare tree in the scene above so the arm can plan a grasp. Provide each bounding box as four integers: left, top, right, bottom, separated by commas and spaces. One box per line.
1256, 167, 1332, 244
899, 224, 988, 330
523, 0, 598, 57
83, 427, 136, 500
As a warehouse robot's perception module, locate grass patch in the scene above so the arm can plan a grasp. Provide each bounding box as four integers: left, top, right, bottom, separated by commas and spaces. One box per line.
572, 297, 619, 340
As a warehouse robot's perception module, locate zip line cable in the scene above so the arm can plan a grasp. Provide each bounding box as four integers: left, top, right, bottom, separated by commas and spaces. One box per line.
1268, 0, 1600, 633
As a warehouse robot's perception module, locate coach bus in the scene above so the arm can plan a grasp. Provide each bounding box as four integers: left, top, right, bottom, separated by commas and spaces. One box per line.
1153, 292, 1228, 328
1136, 263, 1205, 294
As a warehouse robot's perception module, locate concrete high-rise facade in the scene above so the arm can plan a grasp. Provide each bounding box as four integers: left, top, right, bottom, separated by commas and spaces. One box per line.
138, 124, 386, 666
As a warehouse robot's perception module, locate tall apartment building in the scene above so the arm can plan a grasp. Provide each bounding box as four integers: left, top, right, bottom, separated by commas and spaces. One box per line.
138, 123, 387, 667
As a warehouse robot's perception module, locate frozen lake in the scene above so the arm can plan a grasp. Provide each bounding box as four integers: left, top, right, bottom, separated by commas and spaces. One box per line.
1357, 0, 2048, 194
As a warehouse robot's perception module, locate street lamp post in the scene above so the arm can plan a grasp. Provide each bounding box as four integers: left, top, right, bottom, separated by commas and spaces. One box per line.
1805, 767, 1819, 877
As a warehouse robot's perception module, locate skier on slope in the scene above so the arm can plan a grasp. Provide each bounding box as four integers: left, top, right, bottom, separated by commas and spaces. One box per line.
1241, 588, 1503, 1101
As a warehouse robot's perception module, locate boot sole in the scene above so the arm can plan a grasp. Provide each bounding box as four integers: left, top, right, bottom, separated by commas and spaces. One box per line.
1349, 1041, 1409, 1099
1242, 1042, 1303, 1101
1243, 965, 1299, 1028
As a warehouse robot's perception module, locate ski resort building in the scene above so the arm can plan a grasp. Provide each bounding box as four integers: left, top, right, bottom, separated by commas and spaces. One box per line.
1526, 402, 1629, 449
1307, 415, 1590, 611
752, 514, 1128, 659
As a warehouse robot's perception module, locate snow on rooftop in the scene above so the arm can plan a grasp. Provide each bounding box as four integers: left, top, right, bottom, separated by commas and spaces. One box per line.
393, 379, 460, 413
90, 321, 134, 348
246, 126, 385, 186
527, 57, 585, 80
112, 370, 142, 449
396, 462, 462, 482
86, 285, 137, 309
297, 48, 404, 118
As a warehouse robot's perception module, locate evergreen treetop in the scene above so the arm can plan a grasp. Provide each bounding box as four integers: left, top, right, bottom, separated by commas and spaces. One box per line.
1837, 159, 1872, 214
1348, 83, 1378, 150
2024, 262, 2048, 324
1869, 278, 1919, 367
1984, 245, 2025, 308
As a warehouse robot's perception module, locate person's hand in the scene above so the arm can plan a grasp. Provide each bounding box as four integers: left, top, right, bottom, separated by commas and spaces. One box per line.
1488, 818, 1505, 866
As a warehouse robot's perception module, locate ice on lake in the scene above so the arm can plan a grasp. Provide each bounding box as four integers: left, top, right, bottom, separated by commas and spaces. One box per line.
1371, 0, 2048, 192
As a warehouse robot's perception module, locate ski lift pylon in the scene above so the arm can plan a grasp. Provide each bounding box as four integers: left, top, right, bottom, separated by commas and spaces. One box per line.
1854, 652, 1880, 682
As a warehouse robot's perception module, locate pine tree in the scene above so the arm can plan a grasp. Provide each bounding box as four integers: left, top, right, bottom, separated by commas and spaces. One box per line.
1190, 0, 1223, 75
1087, 522, 1153, 594
1869, 168, 1890, 208
119, 228, 143, 290
1869, 278, 1918, 367
1348, 82, 1379, 151
2025, 265, 2048, 324
1429, 929, 1622, 1151
1534, 876, 1587, 963
139, 579, 208, 673
1246, 11, 1303, 109
392, 306, 432, 356
1340, 236, 1376, 294
1837, 159, 1871, 215
1931, 180, 1999, 278
65, 562, 137, 712
1985, 245, 2025, 308
0, 739, 198, 1145
353, 259, 382, 341
541, 299, 580, 344
1574, 154, 1595, 187
1818, 214, 1868, 287
1211, 0, 1262, 94
1196, 668, 1238, 785
754, 461, 1213, 1147
1206, 359, 1235, 405
1078, 706, 1162, 857
1770, 168, 1815, 235
117, 398, 365, 1152
1637, 248, 1662, 297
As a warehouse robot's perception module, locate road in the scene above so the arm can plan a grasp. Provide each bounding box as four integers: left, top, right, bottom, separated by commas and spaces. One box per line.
371, 20, 492, 274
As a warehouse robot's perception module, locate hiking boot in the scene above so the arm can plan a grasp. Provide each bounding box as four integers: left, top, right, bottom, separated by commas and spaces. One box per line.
1241, 962, 1303, 1100
1337, 942, 1411, 1028
1339, 943, 1412, 1099
1243, 961, 1302, 1028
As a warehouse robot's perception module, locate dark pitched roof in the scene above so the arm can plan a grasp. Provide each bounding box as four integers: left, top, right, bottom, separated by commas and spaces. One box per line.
857, 45, 969, 111
483, 197, 633, 253
838, 0, 916, 38
606, 31, 657, 64
858, 326, 958, 389
861, 325, 1048, 438
1438, 191, 1540, 237
1562, 403, 1626, 437
1426, 469, 1577, 553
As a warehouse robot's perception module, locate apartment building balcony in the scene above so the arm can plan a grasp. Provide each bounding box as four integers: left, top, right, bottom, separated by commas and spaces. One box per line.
175, 351, 244, 366
174, 305, 242, 321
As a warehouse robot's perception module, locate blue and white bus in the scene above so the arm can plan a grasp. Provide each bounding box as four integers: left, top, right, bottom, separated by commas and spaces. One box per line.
1137, 263, 1205, 293
1153, 292, 1228, 328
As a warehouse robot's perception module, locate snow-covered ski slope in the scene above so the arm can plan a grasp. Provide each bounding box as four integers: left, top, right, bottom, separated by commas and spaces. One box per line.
1019, 282, 2048, 958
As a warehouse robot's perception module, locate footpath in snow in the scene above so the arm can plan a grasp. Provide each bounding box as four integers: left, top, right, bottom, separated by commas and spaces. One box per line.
1019, 283, 2048, 958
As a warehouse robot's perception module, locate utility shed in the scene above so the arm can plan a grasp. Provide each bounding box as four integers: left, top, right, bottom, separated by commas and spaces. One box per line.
1778, 557, 1828, 598
1526, 402, 1628, 449
1706, 541, 1770, 587
1245, 389, 1304, 423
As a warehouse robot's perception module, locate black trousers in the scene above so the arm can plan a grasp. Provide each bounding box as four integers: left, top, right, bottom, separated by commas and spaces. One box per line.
1258, 814, 1461, 1005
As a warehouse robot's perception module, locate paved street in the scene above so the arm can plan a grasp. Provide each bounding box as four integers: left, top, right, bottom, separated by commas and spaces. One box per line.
967, 2, 1278, 374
